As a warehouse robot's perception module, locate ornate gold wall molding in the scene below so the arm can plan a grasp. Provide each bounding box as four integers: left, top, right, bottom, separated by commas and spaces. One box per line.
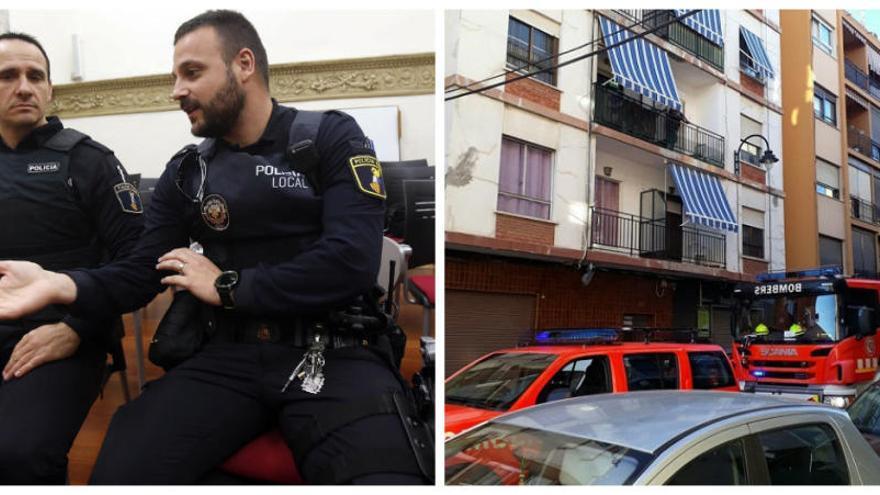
50, 52, 434, 119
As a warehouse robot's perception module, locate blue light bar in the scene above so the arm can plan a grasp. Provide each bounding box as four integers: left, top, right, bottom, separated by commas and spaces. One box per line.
752, 370, 766, 377
756, 266, 842, 282
534, 328, 620, 345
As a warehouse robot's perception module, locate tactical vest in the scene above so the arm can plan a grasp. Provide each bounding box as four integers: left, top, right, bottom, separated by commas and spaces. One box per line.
174, 110, 325, 272
0, 128, 106, 330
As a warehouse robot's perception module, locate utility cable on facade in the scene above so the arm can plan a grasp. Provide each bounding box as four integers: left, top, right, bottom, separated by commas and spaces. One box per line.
445, 9, 700, 102
443, 10, 667, 95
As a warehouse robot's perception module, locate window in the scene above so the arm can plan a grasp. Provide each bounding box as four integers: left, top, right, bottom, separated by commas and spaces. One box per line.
622, 313, 653, 329
819, 235, 843, 268
815, 159, 840, 199
848, 383, 880, 438
740, 31, 765, 83
687, 352, 735, 389
507, 17, 558, 85
852, 227, 877, 277
498, 136, 553, 219
757, 423, 850, 485
742, 207, 765, 259
623, 353, 678, 391
813, 84, 837, 125
812, 16, 834, 55
849, 161, 875, 222
740, 115, 763, 166
667, 439, 748, 485
536, 356, 611, 404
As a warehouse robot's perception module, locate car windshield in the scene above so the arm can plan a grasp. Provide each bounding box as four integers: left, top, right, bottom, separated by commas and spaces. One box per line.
446, 353, 557, 410
445, 423, 651, 485
849, 385, 880, 436
737, 294, 840, 343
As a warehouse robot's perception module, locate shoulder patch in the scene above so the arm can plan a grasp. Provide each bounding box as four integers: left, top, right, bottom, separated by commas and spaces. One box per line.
114, 183, 144, 214
349, 155, 386, 200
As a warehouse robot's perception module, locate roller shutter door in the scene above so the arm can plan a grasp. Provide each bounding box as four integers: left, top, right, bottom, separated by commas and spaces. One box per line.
446, 290, 536, 376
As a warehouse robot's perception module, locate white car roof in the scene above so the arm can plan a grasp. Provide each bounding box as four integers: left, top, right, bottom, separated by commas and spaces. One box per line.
494, 390, 841, 454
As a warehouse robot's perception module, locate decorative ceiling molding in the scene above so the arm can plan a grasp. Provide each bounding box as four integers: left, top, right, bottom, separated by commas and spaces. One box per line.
50, 52, 434, 119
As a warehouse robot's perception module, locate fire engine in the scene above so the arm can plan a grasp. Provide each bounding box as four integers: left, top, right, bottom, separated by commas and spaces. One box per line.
731, 267, 880, 407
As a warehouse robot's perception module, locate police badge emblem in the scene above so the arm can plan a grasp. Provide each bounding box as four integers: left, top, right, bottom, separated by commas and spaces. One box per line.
349, 155, 386, 199
113, 183, 143, 214
201, 194, 230, 231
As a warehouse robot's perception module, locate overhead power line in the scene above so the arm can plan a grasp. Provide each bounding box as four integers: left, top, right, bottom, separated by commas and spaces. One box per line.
445, 10, 701, 102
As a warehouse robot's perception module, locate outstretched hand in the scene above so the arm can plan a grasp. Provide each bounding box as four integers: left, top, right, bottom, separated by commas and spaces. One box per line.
0, 261, 75, 320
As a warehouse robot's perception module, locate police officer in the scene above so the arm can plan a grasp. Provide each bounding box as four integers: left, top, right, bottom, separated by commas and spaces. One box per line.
0, 12, 429, 484
0, 33, 143, 483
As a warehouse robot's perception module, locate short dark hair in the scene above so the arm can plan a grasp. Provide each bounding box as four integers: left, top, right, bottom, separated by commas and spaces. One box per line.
174, 10, 269, 88
0, 32, 51, 80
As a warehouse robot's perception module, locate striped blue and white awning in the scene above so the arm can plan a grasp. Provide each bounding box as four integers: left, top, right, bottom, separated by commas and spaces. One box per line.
740, 27, 775, 79
669, 163, 738, 233
599, 16, 682, 111
674, 9, 724, 47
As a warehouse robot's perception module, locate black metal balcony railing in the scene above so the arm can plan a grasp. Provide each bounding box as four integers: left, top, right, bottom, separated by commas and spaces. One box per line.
870, 78, 880, 101
851, 196, 880, 225
847, 125, 880, 162
590, 207, 727, 268
613, 10, 724, 71
845, 59, 869, 91
593, 83, 725, 167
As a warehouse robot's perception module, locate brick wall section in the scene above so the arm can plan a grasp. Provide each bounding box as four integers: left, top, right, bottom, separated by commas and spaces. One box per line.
740, 72, 766, 99
742, 258, 769, 280
495, 212, 555, 246
504, 72, 561, 111
741, 162, 766, 184
447, 256, 674, 329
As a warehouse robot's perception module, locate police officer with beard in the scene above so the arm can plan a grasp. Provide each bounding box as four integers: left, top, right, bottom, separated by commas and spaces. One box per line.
0, 33, 143, 483
0, 11, 429, 484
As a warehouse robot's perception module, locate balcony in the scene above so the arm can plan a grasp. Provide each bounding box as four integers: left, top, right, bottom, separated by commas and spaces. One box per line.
590, 207, 726, 268
871, 78, 880, 101
851, 196, 880, 225
845, 59, 869, 91
613, 10, 723, 71
593, 82, 725, 167
847, 125, 880, 162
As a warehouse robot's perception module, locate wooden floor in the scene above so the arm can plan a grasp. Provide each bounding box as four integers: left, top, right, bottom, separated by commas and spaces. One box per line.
67, 268, 434, 485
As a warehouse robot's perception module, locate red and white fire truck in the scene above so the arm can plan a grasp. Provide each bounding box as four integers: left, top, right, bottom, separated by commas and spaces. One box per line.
731, 267, 880, 407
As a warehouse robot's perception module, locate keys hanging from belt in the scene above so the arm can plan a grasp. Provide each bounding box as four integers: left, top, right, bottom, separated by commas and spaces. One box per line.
281, 333, 326, 394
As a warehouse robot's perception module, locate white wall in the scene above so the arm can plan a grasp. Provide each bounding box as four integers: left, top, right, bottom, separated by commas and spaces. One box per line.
445, 10, 590, 249
9, 9, 434, 85
7, 9, 434, 176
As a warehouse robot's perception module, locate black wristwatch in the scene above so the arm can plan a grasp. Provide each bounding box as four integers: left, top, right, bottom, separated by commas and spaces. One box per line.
215, 270, 240, 309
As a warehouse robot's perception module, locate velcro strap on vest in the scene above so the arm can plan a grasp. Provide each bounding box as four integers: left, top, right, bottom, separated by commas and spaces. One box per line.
42, 128, 89, 152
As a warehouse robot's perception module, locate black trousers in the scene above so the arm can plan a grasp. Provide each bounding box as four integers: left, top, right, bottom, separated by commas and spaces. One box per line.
0, 338, 104, 484
89, 342, 427, 484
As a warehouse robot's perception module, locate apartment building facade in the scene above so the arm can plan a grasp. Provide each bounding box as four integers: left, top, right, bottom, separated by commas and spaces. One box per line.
781, 11, 880, 277
445, 9, 785, 374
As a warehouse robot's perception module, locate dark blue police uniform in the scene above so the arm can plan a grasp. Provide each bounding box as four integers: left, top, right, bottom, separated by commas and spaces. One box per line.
0, 117, 143, 483
72, 102, 426, 484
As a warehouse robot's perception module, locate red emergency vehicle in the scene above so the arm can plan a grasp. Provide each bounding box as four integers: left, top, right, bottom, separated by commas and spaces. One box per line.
445, 328, 738, 438
731, 267, 880, 407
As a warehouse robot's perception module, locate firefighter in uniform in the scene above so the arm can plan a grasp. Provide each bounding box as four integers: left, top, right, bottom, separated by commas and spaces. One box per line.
0, 33, 143, 483
0, 12, 430, 484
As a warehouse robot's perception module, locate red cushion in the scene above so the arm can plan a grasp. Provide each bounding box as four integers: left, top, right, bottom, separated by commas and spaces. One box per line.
409, 275, 435, 305
221, 429, 302, 484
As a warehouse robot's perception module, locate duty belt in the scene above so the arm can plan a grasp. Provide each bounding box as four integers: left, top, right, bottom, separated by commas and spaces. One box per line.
212, 312, 368, 349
